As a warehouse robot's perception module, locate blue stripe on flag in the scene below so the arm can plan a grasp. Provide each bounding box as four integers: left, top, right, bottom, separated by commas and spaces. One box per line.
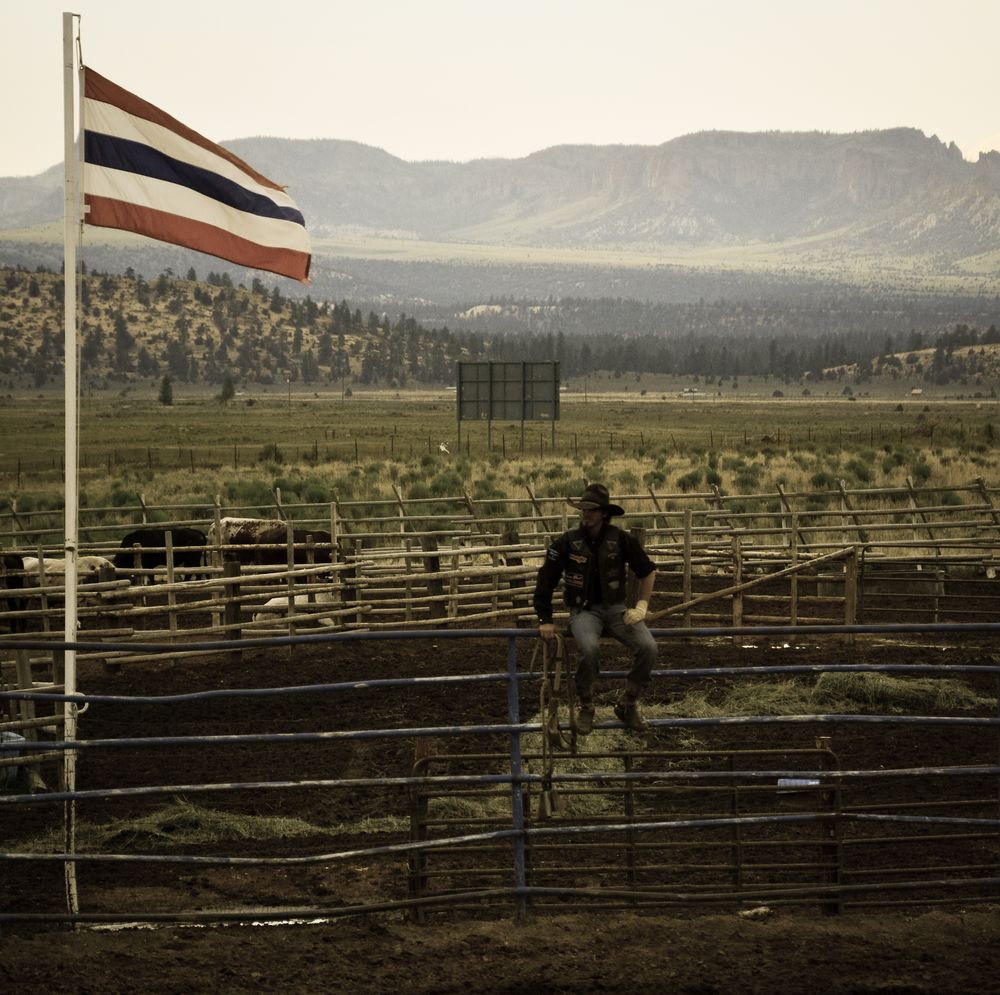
85, 131, 306, 228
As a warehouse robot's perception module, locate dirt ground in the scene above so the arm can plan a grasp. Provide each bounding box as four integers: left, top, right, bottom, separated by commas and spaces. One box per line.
2, 631, 1000, 993
4, 905, 1000, 994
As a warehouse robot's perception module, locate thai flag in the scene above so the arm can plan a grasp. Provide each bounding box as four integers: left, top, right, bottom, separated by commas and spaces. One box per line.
82, 68, 311, 283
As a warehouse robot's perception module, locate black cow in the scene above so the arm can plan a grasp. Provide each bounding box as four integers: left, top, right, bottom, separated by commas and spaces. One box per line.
0, 553, 26, 633
113, 527, 208, 583
209, 517, 333, 566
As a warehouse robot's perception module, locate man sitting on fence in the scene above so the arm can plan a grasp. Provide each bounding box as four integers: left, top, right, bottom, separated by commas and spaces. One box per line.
533, 484, 658, 735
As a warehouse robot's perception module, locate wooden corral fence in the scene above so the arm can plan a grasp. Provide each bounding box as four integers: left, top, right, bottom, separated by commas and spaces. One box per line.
3, 479, 1000, 743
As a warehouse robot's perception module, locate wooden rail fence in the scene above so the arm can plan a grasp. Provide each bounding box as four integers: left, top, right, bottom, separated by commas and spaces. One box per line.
3, 480, 1000, 744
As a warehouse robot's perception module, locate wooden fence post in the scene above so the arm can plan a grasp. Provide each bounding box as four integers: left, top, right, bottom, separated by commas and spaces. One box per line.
392, 483, 415, 535
843, 548, 858, 645
790, 515, 799, 630
525, 482, 556, 538
403, 535, 415, 622
14, 650, 36, 740
222, 559, 243, 658
421, 535, 447, 620
731, 535, 743, 641
284, 520, 298, 643
212, 496, 224, 571
683, 510, 693, 629
905, 475, 941, 561
711, 484, 737, 533
448, 541, 460, 618
501, 526, 530, 625
352, 539, 365, 627
837, 480, 870, 545
273, 486, 287, 521
342, 543, 359, 622
628, 526, 645, 608
164, 530, 178, 665
777, 482, 811, 552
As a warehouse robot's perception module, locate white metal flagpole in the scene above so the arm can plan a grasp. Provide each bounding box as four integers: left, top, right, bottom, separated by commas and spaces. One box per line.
62, 9, 81, 919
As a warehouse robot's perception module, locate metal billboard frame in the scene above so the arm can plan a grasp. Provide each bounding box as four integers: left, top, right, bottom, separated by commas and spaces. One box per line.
456, 361, 560, 448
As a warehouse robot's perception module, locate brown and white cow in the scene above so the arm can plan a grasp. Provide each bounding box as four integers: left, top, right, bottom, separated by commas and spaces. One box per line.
208, 518, 333, 566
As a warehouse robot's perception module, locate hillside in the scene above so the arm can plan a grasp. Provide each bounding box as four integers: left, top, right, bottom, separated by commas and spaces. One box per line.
0, 267, 472, 391
3, 267, 1000, 392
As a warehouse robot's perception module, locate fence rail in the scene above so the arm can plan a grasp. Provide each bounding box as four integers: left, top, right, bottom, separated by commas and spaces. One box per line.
2, 626, 999, 925
2, 481, 1000, 665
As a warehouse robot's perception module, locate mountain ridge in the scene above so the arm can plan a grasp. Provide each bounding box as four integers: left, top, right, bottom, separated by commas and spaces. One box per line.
4, 128, 1000, 260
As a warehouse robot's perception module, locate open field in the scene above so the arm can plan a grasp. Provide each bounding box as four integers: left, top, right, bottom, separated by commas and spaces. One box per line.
1, 388, 997, 524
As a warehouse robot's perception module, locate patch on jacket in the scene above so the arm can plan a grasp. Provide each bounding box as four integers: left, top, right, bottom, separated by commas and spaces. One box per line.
570, 539, 585, 552
569, 553, 587, 564
565, 575, 584, 588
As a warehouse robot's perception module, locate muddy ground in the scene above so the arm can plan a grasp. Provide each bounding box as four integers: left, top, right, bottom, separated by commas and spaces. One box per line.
2, 630, 1000, 993
4, 904, 1000, 994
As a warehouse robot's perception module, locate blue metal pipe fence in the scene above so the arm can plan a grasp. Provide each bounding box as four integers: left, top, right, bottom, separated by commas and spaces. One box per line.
1, 622, 999, 923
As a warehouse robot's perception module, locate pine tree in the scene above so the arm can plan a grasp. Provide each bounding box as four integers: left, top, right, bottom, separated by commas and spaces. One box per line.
218, 375, 236, 404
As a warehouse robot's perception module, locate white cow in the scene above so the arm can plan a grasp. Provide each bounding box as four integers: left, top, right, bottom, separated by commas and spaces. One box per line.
252, 591, 339, 626
21, 555, 115, 584
24, 556, 115, 601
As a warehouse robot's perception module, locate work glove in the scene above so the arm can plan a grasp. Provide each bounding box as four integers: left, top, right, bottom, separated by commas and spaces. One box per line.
623, 600, 648, 626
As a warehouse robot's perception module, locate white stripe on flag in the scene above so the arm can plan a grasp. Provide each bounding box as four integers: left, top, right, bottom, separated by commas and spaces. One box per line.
84, 97, 301, 213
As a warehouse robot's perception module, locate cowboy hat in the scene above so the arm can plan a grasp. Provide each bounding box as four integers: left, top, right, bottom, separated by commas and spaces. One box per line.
568, 483, 624, 517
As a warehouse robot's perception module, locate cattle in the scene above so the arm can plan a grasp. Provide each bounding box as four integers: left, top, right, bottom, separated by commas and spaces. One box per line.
208, 517, 333, 567
19, 556, 118, 609
1, 553, 26, 633
113, 527, 207, 583
21, 555, 115, 585
252, 591, 338, 626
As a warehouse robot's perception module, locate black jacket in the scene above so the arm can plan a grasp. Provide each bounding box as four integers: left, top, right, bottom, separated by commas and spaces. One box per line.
533, 523, 655, 624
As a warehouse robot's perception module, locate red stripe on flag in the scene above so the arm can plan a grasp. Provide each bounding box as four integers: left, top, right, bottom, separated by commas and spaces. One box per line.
86, 195, 311, 283
84, 68, 284, 193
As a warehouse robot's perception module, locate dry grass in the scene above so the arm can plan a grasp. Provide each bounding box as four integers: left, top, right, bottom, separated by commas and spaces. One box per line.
9, 798, 408, 853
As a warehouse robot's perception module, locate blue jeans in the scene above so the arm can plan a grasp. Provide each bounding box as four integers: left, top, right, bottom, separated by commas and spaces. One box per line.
568, 603, 658, 701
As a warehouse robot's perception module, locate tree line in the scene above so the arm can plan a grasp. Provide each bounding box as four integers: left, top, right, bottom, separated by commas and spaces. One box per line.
1, 264, 998, 389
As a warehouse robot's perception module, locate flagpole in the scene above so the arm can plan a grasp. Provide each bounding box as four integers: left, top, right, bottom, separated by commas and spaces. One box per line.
62, 9, 81, 919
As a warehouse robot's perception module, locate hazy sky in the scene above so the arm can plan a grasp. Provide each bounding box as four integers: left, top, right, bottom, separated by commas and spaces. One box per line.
4, 0, 999, 178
